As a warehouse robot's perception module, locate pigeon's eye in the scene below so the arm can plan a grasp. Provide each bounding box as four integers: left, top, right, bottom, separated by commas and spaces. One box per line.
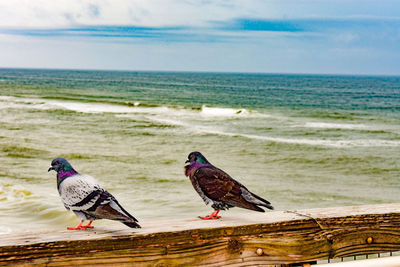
54, 161, 59, 165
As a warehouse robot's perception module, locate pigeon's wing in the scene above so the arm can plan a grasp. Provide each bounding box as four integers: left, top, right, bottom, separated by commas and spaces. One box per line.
90, 191, 139, 221
240, 186, 274, 210
58, 174, 102, 210
60, 174, 140, 228
194, 166, 235, 200
188, 172, 213, 206
85, 190, 141, 228
194, 166, 264, 212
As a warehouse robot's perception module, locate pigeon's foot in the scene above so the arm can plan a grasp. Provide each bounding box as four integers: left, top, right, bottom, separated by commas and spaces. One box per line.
67, 221, 93, 230
199, 210, 221, 220
81, 220, 94, 229
67, 225, 86, 230
199, 215, 221, 220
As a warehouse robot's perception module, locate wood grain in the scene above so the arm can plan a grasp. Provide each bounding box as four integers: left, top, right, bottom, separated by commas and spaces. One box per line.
1, 203, 400, 266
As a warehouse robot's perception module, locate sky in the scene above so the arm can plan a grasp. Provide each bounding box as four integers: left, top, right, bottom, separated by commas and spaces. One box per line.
0, 0, 399, 75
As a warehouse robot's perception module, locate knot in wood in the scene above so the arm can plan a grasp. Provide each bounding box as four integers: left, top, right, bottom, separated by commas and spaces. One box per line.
227, 239, 241, 253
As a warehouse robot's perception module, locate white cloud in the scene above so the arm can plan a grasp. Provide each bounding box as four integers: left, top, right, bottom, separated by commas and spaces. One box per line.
0, 0, 269, 28
2, 0, 398, 29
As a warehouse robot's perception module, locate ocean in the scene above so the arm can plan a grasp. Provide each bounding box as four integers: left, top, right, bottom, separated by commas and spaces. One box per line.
0, 68, 399, 234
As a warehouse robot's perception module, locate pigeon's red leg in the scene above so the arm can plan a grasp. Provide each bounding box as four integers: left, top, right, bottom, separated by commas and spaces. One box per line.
67, 221, 85, 230
199, 209, 221, 220
211, 209, 221, 219
81, 220, 94, 229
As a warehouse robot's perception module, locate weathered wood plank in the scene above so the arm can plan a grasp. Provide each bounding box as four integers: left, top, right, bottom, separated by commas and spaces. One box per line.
0, 203, 400, 266
318, 255, 400, 267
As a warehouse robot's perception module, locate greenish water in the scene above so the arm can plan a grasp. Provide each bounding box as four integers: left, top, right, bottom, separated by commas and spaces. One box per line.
0, 69, 399, 234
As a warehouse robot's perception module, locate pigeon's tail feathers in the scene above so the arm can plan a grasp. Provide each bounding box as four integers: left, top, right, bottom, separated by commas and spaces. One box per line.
107, 200, 141, 228
262, 203, 274, 210
241, 188, 274, 210
245, 203, 266, 212
87, 193, 140, 229
123, 221, 141, 228
227, 198, 266, 212
111, 198, 139, 222
251, 192, 274, 210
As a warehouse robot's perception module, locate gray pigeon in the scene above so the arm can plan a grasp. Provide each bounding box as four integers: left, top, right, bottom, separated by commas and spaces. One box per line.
48, 157, 140, 230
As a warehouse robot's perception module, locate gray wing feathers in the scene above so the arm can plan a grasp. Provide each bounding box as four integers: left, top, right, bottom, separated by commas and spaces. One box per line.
241, 187, 263, 205
191, 176, 213, 206
59, 174, 103, 211
59, 173, 140, 227
110, 200, 126, 216
241, 187, 274, 210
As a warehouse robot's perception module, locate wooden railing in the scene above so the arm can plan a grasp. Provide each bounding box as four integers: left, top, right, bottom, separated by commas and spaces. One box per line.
0, 203, 399, 266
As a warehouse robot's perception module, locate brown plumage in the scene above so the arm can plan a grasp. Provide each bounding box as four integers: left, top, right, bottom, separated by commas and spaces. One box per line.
185, 152, 273, 219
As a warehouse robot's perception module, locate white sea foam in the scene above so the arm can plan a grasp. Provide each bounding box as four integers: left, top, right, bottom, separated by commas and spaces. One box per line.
0, 184, 34, 203
1, 96, 275, 121
0, 96, 46, 104
305, 122, 368, 130
237, 134, 400, 148
146, 117, 188, 127
200, 105, 249, 117
45, 100, 135, 113
200, 105, 274, 118
0, 96, 43, 109
0, 96, 54, 110
192, 127, 400, 148
0, 96, 14, 101
1, 96, 169, 114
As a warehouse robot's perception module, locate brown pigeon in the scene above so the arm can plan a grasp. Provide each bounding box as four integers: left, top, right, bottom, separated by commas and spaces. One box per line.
184, 152, 273, 219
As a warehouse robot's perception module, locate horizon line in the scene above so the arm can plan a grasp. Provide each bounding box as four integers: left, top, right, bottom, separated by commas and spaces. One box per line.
0, 66, 399, 78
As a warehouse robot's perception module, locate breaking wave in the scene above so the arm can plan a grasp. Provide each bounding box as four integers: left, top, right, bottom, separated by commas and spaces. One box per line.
304, 122, 368, 130
191, 127, 400, 148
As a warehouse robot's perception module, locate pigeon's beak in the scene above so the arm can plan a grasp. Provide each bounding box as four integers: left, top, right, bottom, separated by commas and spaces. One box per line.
185, 159, 189, 163
48, 166, 55, 172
